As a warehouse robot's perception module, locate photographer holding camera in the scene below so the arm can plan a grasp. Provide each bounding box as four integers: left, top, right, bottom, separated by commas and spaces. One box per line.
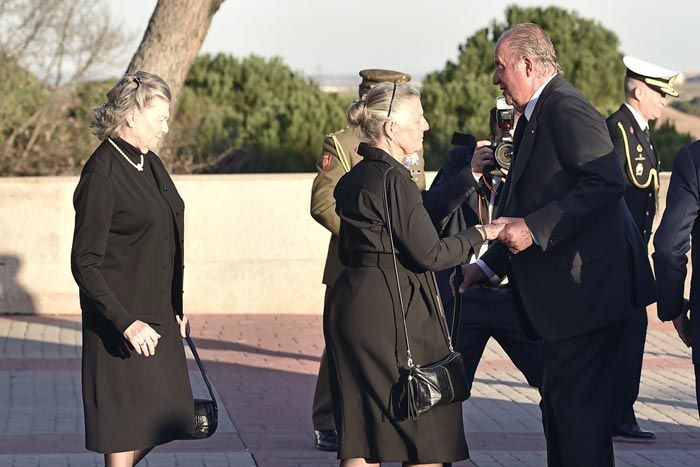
431, 100, 544, 411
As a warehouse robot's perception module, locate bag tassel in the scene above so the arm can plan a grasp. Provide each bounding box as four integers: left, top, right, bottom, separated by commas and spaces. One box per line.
407, 373, 418, 421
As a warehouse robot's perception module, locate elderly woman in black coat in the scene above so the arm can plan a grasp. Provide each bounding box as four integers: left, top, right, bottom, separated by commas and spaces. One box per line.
71, 71, 193, 466
325, 83, 503, 466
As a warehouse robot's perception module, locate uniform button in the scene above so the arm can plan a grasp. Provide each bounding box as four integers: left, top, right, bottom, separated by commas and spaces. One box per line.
645, 211, 649, 215
163, 187, 168, 192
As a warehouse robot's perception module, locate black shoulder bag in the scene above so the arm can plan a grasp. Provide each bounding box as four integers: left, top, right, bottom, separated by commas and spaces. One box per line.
182, 335, 219, 439
381, 167, 470, 420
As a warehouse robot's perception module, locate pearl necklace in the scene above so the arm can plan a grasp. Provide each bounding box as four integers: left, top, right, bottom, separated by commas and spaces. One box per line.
107, 138, 144, 172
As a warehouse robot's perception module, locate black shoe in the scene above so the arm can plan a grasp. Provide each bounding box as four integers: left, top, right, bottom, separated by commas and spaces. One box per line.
613, 423, 656, 440
314, 429, 339, 451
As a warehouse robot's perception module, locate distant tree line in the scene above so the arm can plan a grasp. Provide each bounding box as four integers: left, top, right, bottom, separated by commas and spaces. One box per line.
0, 5, 692, 176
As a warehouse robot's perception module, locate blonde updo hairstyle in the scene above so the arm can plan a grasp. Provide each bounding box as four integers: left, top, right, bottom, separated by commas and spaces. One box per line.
347, 82, 421, 145
90, 71, 172, 141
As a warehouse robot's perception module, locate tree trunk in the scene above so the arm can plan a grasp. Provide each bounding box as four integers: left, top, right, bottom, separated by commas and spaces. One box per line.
127, 0, 225, 158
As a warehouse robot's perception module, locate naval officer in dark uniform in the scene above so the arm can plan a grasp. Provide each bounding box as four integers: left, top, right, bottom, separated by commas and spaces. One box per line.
309, 69, 423, 451
606, 56, 679, 440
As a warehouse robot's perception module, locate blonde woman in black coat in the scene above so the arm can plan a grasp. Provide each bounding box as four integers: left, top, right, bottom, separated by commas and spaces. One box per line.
325, 83, 503, 466
71, 71, 193, 466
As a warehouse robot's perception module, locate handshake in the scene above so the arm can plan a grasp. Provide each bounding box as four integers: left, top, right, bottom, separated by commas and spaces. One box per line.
479, 216, 534, 254
454, 216, 535, 294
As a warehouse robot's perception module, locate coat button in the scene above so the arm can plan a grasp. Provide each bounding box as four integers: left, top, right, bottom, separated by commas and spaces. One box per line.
163, 187, 168, 192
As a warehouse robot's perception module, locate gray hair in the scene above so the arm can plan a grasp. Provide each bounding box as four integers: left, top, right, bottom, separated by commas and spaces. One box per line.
90, 71, 172, 141
346, 82, 421, 145
624, 76, 644, 97
497, 23, 563, 77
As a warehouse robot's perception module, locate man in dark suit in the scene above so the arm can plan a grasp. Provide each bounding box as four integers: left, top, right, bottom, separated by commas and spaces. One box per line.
606, 56, 680, 440
458, 23, 655, 467
653, 139, 700, 418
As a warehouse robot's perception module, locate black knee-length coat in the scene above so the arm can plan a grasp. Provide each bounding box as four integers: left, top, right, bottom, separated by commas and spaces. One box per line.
325, 143, 484, 463
71, 138, 194, 453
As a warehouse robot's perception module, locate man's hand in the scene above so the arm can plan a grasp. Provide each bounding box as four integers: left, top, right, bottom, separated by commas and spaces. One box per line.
494, 217, 533, 254
672, 311, 692, 348
452, 263, 486, 294
471, 140, 496, 177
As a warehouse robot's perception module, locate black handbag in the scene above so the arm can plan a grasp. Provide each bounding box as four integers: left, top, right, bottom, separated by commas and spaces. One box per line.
382, 167, 470, 420
182, 335, 218, 439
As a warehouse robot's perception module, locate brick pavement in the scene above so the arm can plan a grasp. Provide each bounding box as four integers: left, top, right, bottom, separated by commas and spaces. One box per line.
0, 313, 698, 466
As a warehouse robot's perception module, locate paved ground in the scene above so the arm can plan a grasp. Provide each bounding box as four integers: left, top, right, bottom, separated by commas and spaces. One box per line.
0, 313, 697, 466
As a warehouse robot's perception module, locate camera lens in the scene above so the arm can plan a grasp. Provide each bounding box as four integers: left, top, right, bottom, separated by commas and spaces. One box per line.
494, 142, 513, 170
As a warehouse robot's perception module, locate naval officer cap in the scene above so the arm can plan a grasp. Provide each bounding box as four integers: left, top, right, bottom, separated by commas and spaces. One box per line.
624, 56, 679, 97
359, 69, 412, 88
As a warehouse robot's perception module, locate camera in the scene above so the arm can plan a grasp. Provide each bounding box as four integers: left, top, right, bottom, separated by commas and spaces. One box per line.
488, 97, 515, 177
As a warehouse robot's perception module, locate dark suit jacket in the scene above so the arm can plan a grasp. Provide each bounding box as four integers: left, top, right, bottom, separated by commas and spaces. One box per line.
653, 140, 700, 363
481, 75, 655, 341
606, 104, 659, 243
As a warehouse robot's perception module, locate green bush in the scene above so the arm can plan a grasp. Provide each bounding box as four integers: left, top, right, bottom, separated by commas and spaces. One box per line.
652, 120, 694, 171
165, 54, 347, 173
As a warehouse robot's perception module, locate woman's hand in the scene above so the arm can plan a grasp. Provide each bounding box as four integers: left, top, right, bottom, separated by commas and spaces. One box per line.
123, 320, 161, 357
176, 314, 190, 338
482, 222, 505, 240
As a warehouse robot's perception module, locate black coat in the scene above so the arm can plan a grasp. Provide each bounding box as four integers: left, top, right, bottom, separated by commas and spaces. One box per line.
481, 76, 655, 341
325, 143, 482, 462
653, 140, 700, 363
607, 104, 659, 243
71, 139, 193, 453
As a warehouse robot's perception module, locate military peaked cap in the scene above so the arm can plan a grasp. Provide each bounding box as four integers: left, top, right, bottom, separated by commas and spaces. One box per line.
359, 69, 412, 88
624, 56, 680, 97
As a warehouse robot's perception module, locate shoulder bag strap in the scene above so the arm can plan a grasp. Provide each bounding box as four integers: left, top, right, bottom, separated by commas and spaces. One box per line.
186, 335, 218, 409
381, 167, 457, 369
381, 166, 414, 368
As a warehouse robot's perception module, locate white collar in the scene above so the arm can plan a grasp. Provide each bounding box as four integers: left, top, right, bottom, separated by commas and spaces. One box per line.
623, 102, 649, 131
524, 74, 557, 121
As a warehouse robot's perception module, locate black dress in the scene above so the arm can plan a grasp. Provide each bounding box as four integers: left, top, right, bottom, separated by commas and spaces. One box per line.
325, 143, 484, 463
71, 139, 194, 453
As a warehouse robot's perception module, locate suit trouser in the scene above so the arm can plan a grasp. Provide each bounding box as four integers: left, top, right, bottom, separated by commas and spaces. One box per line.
452, 286, 543, 389
695, 364, 700, 420
612, 307, 648, 426
542, 320, 624, 467
312, 286, 336, 431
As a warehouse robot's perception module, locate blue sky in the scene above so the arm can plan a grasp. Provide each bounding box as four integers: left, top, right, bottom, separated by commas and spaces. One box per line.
111, 0, 698, 78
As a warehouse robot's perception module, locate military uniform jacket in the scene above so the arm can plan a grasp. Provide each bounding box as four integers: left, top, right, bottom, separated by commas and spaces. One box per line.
607, 104, 659, 244
310, 126, 426, 286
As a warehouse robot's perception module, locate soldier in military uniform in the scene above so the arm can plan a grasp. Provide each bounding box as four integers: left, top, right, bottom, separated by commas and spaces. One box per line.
606, 56, 679, 440
309, 69, 424, 451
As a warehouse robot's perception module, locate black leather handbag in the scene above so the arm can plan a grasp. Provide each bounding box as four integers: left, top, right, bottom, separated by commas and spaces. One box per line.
382, 167, 470, 420
183, 335, 218, 439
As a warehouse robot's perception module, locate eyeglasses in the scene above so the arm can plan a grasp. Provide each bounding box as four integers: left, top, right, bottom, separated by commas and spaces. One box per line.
387, 82, 397, 118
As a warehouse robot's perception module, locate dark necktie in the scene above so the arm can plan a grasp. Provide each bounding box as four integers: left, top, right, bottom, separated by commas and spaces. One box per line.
512, 115, 529, 156
643, 127, 651, 143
